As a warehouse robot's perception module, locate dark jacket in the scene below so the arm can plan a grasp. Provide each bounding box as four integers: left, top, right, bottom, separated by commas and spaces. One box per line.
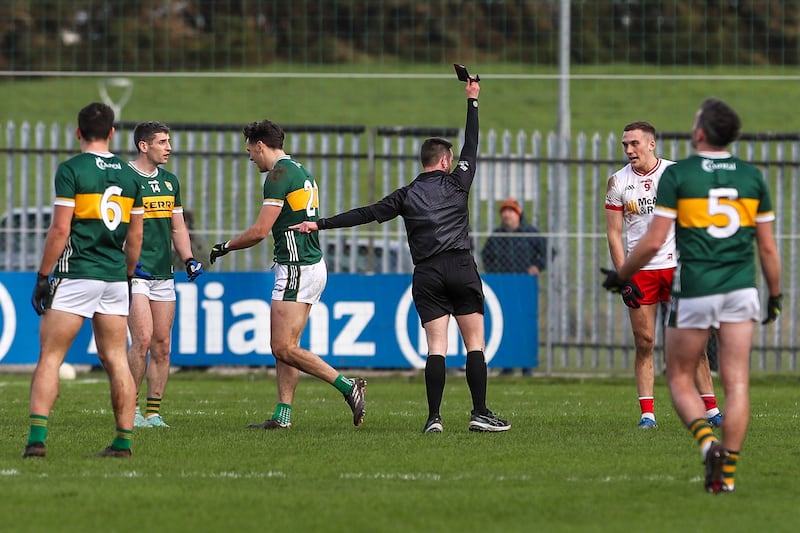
317, 98, 480, 265
481, 221, 548, 273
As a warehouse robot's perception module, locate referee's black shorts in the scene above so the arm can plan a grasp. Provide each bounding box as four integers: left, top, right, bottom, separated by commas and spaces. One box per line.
412, 250, 485, 324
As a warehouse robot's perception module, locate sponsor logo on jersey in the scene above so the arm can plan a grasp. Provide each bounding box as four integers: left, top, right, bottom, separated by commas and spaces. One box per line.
458, 160, 469, 172
95, 157, 122, 170
701, 159, 737, 172
625, 196, 656, 215
144, 198, 174, 210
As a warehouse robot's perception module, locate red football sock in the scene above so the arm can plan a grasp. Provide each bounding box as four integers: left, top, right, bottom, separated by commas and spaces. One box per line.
638, 396, 655, 416
700, 394, 718, 410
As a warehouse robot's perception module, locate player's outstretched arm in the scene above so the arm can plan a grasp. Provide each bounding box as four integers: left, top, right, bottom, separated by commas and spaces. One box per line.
290, 221, 319, 234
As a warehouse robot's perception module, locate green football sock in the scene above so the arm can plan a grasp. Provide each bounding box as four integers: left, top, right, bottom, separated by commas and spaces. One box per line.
333, 375, 354, 395
111, 428, 132, 451
273, 403, 292, 425
28, 414, 48, 445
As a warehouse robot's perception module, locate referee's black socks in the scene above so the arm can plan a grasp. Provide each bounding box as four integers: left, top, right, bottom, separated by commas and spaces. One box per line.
465, 350, 488, 414
425, 355, 446, 417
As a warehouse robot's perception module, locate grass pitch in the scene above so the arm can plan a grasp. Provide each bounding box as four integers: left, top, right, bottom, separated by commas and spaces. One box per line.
0, 371, 797, 532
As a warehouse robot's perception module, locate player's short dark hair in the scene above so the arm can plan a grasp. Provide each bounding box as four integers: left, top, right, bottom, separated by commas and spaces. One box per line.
420, 137, 453, 167
77, 102, 115, 142
133, 121, 170, 152
623, 121, 657, 138
697, 98, 741, 147
242, 120, 284, 149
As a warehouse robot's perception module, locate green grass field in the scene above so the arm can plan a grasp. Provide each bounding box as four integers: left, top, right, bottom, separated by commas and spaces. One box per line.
1, 371, 797, 532
3, 64, 800, 134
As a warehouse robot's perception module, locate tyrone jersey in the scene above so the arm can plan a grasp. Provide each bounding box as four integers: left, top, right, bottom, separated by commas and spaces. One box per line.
605, 158, 677, 270
654, 152, 775, 298
263, 156, 323, 265
129, 163, 183, 279
53, 151, 144, 281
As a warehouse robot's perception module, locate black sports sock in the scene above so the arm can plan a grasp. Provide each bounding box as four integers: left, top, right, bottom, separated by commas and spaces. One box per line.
425, 355, 446, 418
465, 350, 488, 414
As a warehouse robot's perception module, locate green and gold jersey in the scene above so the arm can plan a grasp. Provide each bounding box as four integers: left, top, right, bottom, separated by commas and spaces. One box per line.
53, 151, 144, 281
263, 156, 323, 265
129, 163, 183, 279
654, 153, 775, 298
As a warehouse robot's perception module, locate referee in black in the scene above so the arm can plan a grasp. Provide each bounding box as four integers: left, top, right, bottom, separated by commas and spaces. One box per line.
290, 78, 510, 434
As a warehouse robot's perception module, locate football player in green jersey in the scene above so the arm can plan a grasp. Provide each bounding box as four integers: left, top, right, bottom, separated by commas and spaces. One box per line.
127, 121, 204, 429
209, 119, 366, 429
603, 98, 782, 493
25, 102, 144, 458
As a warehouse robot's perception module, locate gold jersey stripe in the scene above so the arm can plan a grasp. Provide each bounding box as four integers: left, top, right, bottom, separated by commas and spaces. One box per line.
676, 198, 759, 228
143, 210, 173, 219
73, 193, 135, 223
285, 188, 318, 212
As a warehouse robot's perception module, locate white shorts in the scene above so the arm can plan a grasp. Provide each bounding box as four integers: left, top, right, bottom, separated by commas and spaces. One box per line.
668, 287, 760, 329
51, 278, 129, 318
130, 278, 176, 302
272, 259, 327, 304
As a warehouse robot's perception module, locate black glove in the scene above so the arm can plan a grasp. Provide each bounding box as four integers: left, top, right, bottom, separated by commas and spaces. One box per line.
134, 261, 154, 280
210, 241, 230, 264
31, 273, 51, 316
601, 268, 644, 309
620, 281, 644, 309
185, 258, 204, 281
762, 294, 783, 324
127, 275, 133, 307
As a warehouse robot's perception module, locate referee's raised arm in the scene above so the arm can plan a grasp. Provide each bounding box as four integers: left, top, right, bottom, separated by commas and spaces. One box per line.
454, 79, 480, 189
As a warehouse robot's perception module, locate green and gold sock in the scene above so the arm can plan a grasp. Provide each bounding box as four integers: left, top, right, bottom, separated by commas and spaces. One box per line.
723, 450, 740, 490
28, 414, 48, 445
273, 403, 292, 425
688, 418, 717, 455
145, 397, 162, 418
111, 428, 132, 451
333, 375, 354, 395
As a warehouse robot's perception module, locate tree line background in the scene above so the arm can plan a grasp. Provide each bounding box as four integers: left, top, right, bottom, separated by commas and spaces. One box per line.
1, 1, 798, 71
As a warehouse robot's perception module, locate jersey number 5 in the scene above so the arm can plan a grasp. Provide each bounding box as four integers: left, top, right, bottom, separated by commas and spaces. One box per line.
707, 187, 740, 239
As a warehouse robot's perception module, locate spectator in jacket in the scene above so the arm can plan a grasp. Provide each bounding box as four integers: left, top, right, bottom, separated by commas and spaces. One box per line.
481, 198, 548, 275
481, 197, 547, 376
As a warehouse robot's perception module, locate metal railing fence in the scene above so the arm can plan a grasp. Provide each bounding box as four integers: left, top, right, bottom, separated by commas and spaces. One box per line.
3, 122, 798, 374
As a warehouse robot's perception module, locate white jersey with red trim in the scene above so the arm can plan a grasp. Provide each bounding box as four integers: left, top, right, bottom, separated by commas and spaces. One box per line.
605, 158, 677, 270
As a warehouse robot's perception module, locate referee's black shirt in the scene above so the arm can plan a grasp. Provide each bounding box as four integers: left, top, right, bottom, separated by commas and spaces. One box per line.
317, 98, 480, 265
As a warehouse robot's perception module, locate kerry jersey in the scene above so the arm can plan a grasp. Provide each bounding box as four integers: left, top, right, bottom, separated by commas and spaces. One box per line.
129, 163, 184, 279
53, 151, 143, 281
263, 156, 323, 265
605, 158, 677, 270
654, 152, 775, 297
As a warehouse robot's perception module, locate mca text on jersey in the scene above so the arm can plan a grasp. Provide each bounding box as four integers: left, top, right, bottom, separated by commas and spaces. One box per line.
95, 157, 122, 170
701, 159, 737, 172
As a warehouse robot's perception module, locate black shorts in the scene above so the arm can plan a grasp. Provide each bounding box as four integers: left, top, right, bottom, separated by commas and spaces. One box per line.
412, 250, 485, 324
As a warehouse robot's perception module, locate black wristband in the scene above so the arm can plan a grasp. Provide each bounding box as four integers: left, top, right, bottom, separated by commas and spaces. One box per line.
185, 257, 196, 266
